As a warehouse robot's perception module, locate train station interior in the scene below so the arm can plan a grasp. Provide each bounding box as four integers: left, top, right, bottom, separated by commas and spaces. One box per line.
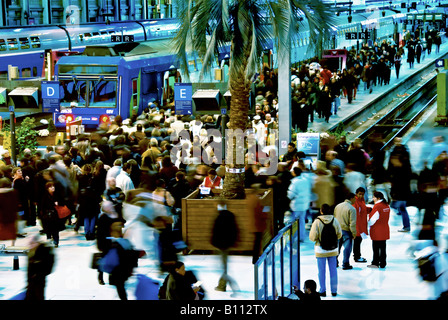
1, 0, 448, 304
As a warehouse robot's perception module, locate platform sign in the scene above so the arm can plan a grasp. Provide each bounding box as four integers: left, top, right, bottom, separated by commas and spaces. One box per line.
297, 132, 320, 170
345, 32, 370, 40
42, 81, 60, 112
174, 83, 192, 115
111, 35, 134, 42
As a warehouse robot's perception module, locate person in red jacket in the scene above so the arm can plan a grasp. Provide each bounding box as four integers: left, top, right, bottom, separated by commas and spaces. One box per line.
353, 187, 370, 263
367, 191, 390, 268
200, 169, 223, 189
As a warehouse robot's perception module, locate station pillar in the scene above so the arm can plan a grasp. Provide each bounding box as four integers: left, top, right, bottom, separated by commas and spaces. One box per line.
436, 67, 448, 125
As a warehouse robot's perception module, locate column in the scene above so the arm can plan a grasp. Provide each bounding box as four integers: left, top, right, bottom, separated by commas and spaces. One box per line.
278, 34, 292, 157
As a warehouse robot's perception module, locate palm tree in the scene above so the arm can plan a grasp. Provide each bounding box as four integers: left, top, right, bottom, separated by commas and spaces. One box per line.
172, 0, 336, 199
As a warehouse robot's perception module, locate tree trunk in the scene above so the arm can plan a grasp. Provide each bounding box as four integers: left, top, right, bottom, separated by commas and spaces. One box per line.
221, 64, 251, 199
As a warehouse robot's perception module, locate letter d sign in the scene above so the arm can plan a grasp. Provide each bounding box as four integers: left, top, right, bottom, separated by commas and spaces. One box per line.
47, 87, 55, 97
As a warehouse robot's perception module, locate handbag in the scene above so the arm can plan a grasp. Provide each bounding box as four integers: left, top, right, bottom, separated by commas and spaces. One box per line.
55, 205, 71, 219
91, 252, 103, 269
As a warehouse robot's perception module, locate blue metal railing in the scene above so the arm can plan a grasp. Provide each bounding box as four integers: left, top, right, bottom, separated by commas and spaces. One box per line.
254, 220, 301, 300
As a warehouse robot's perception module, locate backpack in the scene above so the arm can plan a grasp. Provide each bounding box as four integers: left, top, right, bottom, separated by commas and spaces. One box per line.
317, 217, 338, 251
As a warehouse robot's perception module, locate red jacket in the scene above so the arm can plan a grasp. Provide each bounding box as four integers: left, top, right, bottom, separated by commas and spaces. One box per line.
203, 176, 222, 188
353, 198, 369, 236
368, 200, 390, 241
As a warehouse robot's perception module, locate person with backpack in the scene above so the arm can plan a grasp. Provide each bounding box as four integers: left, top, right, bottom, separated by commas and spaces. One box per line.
334, 193, 357, 270
309, 204, 342, 297
367, 191, 390, 269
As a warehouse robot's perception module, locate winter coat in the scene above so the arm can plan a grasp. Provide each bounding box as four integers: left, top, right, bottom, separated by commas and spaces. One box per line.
309, 214, 342, 258
211, 209, 238, 250
287, 175, 312, 212
353, 198, 369, 236
368, 200, 390, 241
312, 171, 336, 208
334, 200, 357, 236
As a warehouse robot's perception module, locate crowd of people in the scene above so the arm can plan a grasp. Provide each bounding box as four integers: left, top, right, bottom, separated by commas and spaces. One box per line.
0, 27, 447, 300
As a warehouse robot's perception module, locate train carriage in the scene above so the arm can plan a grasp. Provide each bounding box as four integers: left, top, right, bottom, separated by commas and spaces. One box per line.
53, 39, 179, 128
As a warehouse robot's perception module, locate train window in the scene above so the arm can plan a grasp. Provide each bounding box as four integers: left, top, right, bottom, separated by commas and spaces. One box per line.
93, 32, 100, 37
22, 68, 31, 78
7, 38, 19, 50
0, 39, 6, 51
30, 36, 41, 48
101, 32, 108, 36
60, 79, 87, 106
33, 67, 37, 77
90, 79, 117, 107
0, 71, 7, 79
84, 33, 92, 38
19, 38, 30, 50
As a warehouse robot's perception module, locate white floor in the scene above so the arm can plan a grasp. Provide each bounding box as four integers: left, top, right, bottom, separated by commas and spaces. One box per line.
1, 200, 447, 300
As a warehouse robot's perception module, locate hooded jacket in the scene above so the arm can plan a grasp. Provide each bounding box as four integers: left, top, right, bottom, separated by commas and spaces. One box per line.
309, 215, 342, 258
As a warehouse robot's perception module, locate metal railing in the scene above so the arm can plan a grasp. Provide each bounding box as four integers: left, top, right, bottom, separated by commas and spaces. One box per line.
254, 220, 301, 300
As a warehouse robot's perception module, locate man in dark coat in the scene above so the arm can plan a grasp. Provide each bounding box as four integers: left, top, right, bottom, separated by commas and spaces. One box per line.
25, 235, 55, 300
211, 202, 239, 293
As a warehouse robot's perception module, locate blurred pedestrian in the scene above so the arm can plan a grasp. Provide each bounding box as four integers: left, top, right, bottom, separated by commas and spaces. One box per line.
165, 261, 200, 300
287, 167, 312, 242
211, 201, 239, 294
41, 181, 64, 247
0, 177, 20, 242
247, 186, 268, 263
96, 201, 126, 285
25, 235, 55, 300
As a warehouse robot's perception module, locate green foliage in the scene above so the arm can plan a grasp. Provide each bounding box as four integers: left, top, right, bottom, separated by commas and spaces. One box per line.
2, 117, 39, 156
331, 122, 347, 140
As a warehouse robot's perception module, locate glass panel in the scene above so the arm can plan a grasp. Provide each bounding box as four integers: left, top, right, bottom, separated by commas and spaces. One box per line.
59, 65, 118, 75
60, 80, 87, 106
0, 39, 6, 51
291, 220, 299, 287
266, 250, 274, 300
19, 37, 30, 49
7, 38, 19, 50
33, 67, 38, 77
0, 71, 7, 79
283, 229, 291, 297
257, 260, 265, 300
89, 79, 117, 107
274, 239, 282, 299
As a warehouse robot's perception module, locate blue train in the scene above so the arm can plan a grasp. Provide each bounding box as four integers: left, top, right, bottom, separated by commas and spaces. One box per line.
0, 19, 179, 80
2, 11, 425, 128
52, 39, 182, 127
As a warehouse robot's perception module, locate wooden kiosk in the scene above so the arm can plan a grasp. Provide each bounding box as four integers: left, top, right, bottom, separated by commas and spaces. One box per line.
181, 188, 274, 253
